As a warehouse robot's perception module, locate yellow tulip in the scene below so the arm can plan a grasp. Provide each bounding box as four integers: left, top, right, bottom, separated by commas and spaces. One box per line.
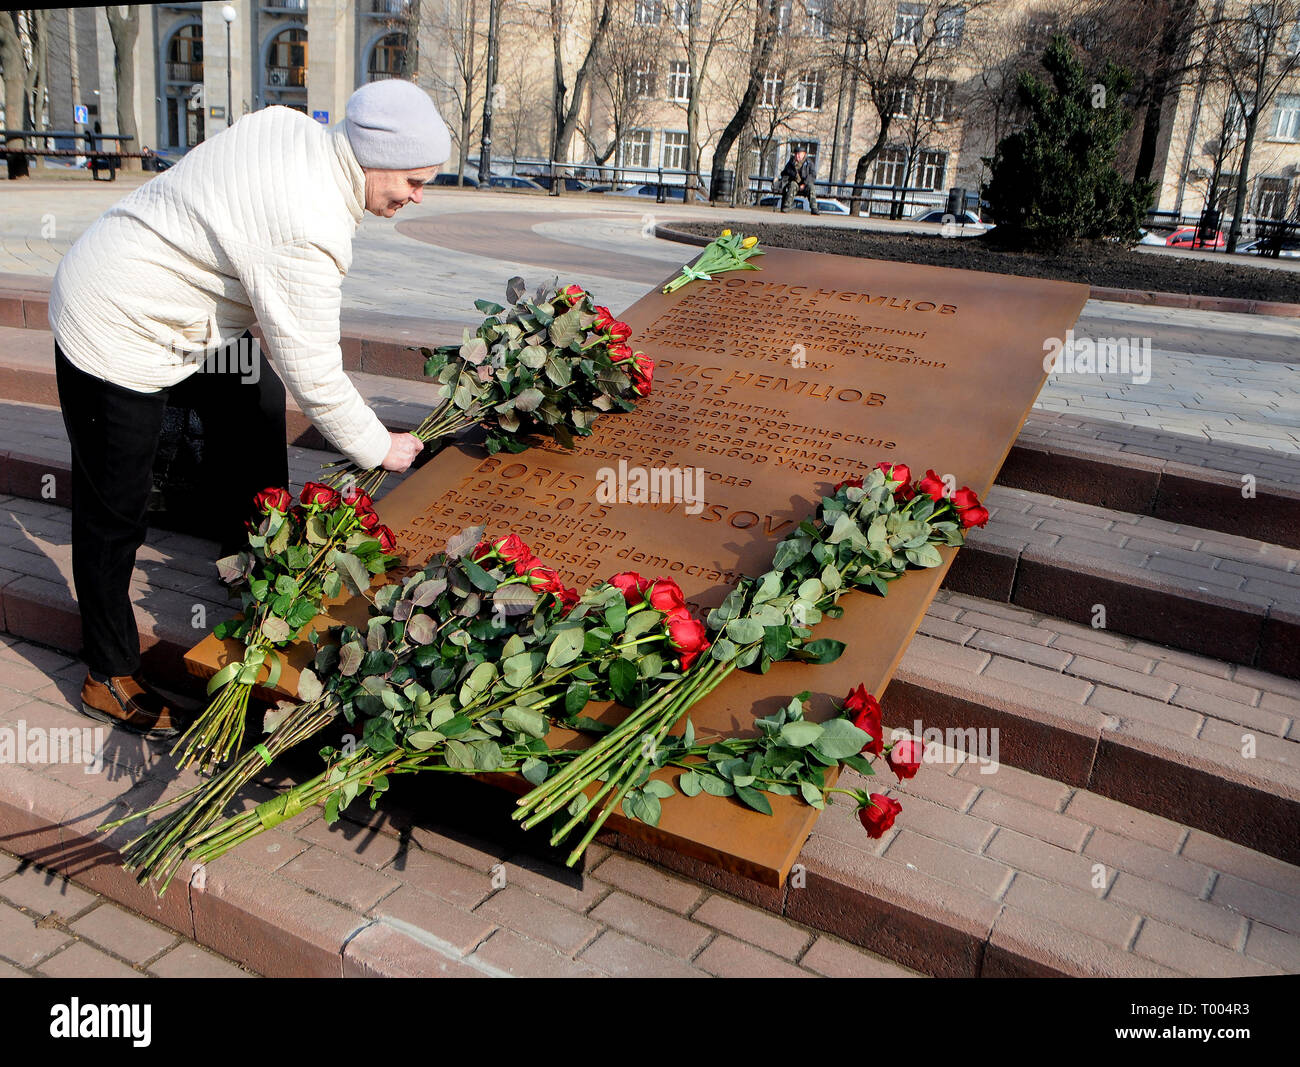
741, 236, 758, 248
720, 229, 732, 237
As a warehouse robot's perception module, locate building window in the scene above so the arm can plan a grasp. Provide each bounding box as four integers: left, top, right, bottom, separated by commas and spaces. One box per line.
667, 60, 690, 101
873, 146, 908, 187
1256, 176, 1291, 218
634, 0, 660, 26
662, 130, 689, 169
166, 24, 203, 83
266, 27, 308, 90
367, 32, 408, 82
918, 149, 947, 189
633, 62, 656, 98
775, 1, 793, 35
921, 79, 953, 120
1211, 172, 1238, 213
761, 73, 784, 108
936, 5, 965, 47
751, 136, 779, 176
620, 128, 652, 168
1272, 94, 1300, 140
888, 81, 914, 118
804, 0, 829, 37
894, 3, 924, 44
794, 70, 824, 110
673, 0, 695, 29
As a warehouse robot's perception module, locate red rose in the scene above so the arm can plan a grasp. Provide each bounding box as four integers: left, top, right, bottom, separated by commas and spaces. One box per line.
607, 320, 632, 343
951, 486, 980, 510
523, 560, 563, 590
609, 571, 652, 604
594, 305, 615, 329
647, 578, 686, 613
887, 738, 924, 780
254, 487, 292, 514
355, 508, 381, 531
561, 283, 586, 303
630, 354, 654, 397
557, 585, 581, 612
514, 554, 549, 579
960, 504, 990, 529
858, 794, 902, 839
301, 482, 340, 509
374, 525, 398, 553
665, 608, 710, 670
608, 342, 634, 363
844, 684, 883, 756
834, 476, 864, 492
876, 462, 912, 487
917, 469, 947, 502
343, 487, 374, 511
476, 533, 531, 565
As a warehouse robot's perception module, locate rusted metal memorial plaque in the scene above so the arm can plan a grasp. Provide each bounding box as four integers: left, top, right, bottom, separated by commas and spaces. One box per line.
189, 248, 1088, 884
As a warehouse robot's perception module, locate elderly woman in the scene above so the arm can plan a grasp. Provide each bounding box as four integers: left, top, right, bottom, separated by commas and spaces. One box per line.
49, 80, 450, 738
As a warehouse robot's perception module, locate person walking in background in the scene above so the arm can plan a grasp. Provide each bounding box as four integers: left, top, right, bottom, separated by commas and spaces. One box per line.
48, 80, 450, 738
778, 147, 820, 215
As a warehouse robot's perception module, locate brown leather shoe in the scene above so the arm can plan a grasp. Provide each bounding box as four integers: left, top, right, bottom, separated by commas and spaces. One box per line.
80, 674, 184, 739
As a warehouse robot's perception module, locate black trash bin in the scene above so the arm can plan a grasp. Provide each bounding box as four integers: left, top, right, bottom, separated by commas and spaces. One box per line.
713, 169, 734, 201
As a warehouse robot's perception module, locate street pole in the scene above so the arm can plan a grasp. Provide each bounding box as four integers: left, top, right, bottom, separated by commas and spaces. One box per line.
477, 0, 500, 186
222, 5, 237, 130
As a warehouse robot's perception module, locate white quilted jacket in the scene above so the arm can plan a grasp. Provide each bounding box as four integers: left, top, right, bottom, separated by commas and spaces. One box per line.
48, 105, 392, 469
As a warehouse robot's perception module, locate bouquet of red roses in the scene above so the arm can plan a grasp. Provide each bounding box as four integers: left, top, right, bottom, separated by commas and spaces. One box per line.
323, 278, 652, 500
170, 482, 399, 772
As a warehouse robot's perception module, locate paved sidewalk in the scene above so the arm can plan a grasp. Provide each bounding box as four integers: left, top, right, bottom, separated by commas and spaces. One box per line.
0, 848, 255, 977
4, 182, 1297, 458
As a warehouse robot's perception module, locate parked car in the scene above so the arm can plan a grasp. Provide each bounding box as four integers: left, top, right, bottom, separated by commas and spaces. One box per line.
1136, 228, 1169, 246
427, 172, 480, 187
910, 208, 983, 225
1165, 226, 1226, 250
523, 174, 612, 193
611, 183, 691, 201
486, 174, 545, 191
1236, 235, 1300, 259
756, 194, 850, 215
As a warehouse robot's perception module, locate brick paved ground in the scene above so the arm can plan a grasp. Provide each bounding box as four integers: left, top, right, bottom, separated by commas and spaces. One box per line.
0, 847, 255, 977
0, 608, 1295, 976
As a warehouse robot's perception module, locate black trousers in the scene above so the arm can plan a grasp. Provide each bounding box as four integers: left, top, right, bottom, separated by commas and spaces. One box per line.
56, 333, 287, 678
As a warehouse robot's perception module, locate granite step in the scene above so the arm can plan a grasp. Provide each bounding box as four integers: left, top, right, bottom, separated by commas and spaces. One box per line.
3, 389, 1297, 678
3, 312, 1297, 550
952, 485, 1300, 680
894, 590, 1300, 866
0, 631, 1294, 977
1, 492, 1295, 865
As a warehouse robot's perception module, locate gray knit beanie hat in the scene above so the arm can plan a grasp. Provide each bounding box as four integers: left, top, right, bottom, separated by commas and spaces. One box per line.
344, 80, 451, 170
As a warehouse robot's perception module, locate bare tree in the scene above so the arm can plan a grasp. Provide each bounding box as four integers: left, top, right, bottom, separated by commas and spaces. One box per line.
1201, 0, 1300, 249
106, 6, 141, 173
835, 0, 992, 216
1, 12, 35, 176
667, 0, 746, 200
549, 0, 613, 172
424, 0, 486, 183
579, 6, 658, 165
708, 0, 782, 202
733, 13, 828, 202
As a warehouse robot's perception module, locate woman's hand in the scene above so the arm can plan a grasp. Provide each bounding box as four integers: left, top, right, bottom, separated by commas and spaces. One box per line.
381, 432, 424, 472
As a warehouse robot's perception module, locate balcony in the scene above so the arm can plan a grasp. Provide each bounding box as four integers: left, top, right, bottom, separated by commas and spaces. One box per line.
365, 0, 412, 16
166, 61, 204, 83
265, 66, 307, 89
262, 1, 307, 13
